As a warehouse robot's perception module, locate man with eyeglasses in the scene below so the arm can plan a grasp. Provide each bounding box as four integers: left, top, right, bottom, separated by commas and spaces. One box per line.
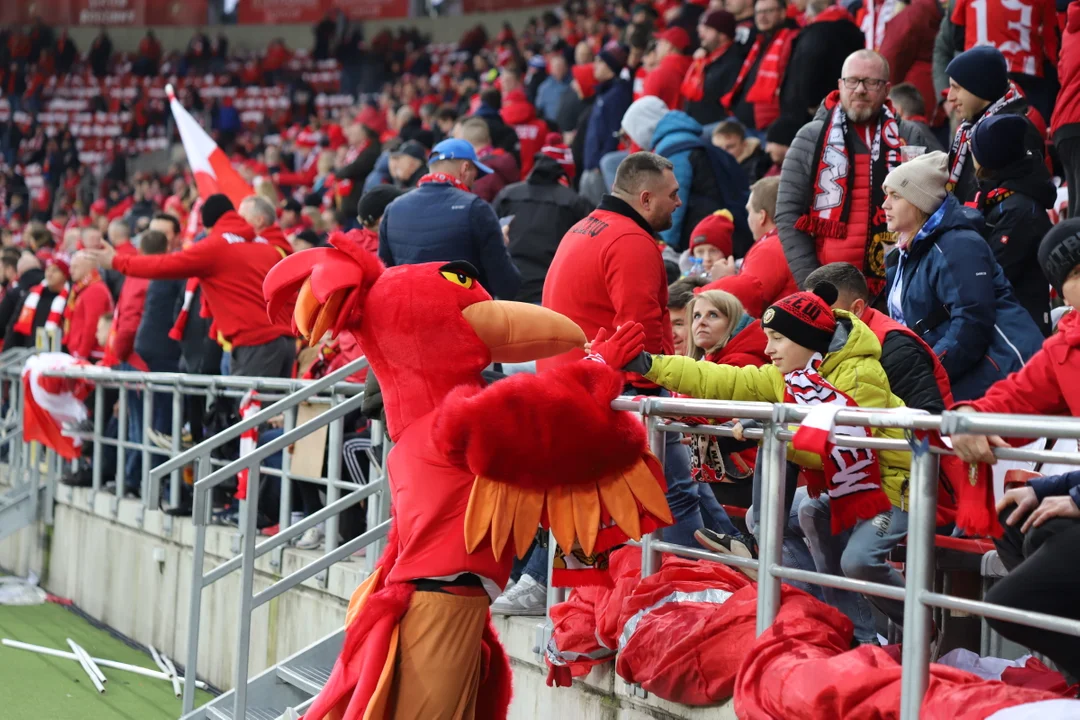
721, 0, 800, 130
775, 49, 940, 299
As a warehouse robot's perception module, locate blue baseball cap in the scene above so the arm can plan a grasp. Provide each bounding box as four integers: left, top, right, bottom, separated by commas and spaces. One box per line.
428, 138, 493, 176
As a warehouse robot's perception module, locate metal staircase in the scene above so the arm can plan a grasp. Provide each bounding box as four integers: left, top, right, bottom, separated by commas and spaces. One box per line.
189, 629, 343, 720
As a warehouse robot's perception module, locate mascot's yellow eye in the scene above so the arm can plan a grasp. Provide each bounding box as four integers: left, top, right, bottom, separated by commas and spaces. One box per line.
440, 271, 474, 289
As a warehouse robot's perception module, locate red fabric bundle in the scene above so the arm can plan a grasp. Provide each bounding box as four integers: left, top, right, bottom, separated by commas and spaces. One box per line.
734, 597, 1061, 720
940, 454, 1003, 537
615, 557, 754, 704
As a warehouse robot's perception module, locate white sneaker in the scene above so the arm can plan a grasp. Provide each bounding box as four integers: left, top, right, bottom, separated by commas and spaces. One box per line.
295, 526, 325, 550
490, 575, 547, 616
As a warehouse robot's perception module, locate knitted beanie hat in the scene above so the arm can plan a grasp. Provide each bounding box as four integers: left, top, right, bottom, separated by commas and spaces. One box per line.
701, 9, 737, 38
357, 185, 404, 227
598, 42, 628, 75
621, 96, 669, 150
762, 283, 839, 355
882, 151, 949, 215
1038, 219, 1080, 294
201, 193, 235, 229
689, 210, 735, 257
970, 115, 1030, 171
946, 46, 1009, 103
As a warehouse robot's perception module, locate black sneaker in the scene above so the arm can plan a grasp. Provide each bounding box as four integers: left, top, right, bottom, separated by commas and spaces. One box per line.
60, 467, 93, 487
695, 528, 759, 580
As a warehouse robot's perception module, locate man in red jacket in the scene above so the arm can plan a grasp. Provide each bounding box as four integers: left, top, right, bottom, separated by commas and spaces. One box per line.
101, 231, 158, 372
500, 90, 549, 177
87, 194, 296, 378
64, 252, 114, 362
703, 177, 797, 317
643, 26, 693, 110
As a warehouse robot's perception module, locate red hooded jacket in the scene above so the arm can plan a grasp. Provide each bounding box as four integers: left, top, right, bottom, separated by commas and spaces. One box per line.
112, 211, 293, 349
501, 91, 550, 177
104, 275, 150, 371
703, 229, 798, 318
1051, 1, 1080, 136
643, 52, 693, 111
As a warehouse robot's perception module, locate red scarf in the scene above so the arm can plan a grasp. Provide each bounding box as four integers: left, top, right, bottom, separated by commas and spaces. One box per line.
787, 355, 892, 533
417, 172, 472, 194
168, 277, 201, 342
947, 81, 1026, 191
796, 91, 902, 295
680, 44, 731, 102
722, 28, 798, 128
13, 281, 70, 337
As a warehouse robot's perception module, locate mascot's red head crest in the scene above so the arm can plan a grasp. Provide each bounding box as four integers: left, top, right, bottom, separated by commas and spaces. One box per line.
264, 232, 385, 343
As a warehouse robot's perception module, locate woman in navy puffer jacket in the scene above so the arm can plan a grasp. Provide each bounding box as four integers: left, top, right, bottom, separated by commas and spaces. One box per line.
882, 152, 1043, 401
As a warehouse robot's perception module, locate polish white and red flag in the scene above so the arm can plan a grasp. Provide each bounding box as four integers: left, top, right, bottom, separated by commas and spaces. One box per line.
166, 83, 252, 206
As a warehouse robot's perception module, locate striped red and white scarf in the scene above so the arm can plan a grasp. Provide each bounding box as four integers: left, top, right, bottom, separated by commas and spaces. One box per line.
169, 277, 201, 341
787, 354, 892, 532
13, 281, 70, 337
947, 81, 1026, 191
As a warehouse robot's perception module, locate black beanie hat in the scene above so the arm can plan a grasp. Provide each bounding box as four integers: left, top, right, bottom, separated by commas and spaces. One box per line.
946, 46, 1009, 103
766, 115, 804, 147
762, 283, 839, 355
357, 185, 404, 227
1038, 219, 1080, 294
201, 193, 235, 229
970, 115, 1029, 171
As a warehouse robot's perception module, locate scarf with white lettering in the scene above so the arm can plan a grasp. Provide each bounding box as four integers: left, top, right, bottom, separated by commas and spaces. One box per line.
796, 91, 902, 295
786, 354, 892, 532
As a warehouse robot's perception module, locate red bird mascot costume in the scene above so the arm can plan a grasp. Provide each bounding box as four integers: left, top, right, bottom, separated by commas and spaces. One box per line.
263, 233, 673, 720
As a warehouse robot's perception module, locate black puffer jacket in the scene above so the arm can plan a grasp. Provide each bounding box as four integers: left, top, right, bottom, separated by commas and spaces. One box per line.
136, 278, 183, 372
879, 329, 947, 414
976, 153, 1055, 336
492, 155, 595, 303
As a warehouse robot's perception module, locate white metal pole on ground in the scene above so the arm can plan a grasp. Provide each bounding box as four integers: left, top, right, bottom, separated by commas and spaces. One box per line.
66, 638, 105, 693
68, 639, 106, 684
162, 653, 182, 698
2, 639, 208, 688
148, 644, 169, 674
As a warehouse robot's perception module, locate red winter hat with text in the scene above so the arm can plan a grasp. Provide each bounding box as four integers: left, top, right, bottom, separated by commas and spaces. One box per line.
762, 283, 839, 355
689, 210, 736, 257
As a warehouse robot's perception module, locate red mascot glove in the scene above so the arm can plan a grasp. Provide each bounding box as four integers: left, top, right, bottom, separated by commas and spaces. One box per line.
587, 323, 647, 370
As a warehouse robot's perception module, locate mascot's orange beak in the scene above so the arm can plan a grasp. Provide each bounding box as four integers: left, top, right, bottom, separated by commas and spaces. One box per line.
461, 301, 586, 363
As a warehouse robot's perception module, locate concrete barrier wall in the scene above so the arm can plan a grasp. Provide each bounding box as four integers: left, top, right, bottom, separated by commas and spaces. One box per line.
0, 481, 737, 719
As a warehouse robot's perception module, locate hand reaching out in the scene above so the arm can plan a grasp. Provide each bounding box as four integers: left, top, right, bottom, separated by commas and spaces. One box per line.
589, 323, 646, 370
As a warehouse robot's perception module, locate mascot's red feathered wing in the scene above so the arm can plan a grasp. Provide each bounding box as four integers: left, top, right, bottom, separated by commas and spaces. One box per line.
264, 234, 672, 720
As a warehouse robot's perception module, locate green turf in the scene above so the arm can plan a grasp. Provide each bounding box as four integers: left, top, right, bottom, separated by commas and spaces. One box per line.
0, 601, 215, 719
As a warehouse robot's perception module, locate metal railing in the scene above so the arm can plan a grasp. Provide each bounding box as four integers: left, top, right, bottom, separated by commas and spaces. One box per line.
537, 396, 1080, 718
1, 350, 394, 718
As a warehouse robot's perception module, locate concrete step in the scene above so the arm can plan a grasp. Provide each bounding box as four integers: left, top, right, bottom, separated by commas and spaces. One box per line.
276, 664, 331, 696
0, 484, 42, 545
205, 705, 284, 720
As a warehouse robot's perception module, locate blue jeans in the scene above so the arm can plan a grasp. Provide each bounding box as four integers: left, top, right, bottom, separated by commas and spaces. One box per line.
748, 463, 821, 599
662, 432, 739, 547
799, 495, 907, 642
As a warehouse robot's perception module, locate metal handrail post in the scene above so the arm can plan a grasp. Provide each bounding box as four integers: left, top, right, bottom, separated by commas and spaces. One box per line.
43, 448, 56, 525
641, 403, 665, 579
899, 448, 939, 719
232, 463, 260, 720
755, 407, 788, 636
141, 388, 153, 507
91, 385, 104, 502
324, 393, 344, 569
115, 388, 127, 513
182, 455, 210, 715
170, 386, 183, 509
274, 407, 296, 572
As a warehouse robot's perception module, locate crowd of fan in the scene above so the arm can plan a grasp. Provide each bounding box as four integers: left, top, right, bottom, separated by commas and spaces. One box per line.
1, 0, 1080, 684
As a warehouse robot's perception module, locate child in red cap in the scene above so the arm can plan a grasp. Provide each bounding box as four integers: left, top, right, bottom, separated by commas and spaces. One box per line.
689, 209, 736, 278
591, 283, 914, 646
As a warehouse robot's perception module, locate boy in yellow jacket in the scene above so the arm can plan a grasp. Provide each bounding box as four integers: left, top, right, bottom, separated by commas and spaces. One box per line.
593, 283, 912, 644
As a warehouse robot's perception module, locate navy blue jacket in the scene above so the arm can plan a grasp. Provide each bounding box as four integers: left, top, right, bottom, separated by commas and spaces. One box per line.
1031, 471, 1080, 510
584, 77, 632, 171
378, 180, 521, 300
134, 278, 183, 372
884, 196, 1043, 401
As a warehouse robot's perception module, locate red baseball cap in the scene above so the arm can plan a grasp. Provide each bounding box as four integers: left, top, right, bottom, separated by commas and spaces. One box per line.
656, 27, 691, 52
